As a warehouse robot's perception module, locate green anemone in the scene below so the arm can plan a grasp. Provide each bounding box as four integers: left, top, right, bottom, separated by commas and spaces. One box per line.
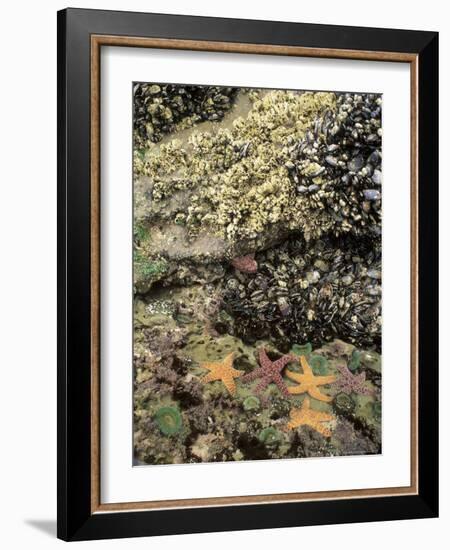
243, 396, 261, 411
348, 349, 361, 372
155, 406, 182, 435
309, 354, 329, 375
333, 393, 355, 415
258, 427, 282, 448
291, 343, 312, 357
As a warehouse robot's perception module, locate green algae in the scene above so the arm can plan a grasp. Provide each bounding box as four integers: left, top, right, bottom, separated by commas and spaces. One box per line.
134, 221, 150, 244
135, 255, 168, 280
134, 250, 168, 292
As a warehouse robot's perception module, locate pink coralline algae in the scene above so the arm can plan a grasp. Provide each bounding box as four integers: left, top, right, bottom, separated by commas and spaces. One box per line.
241, 348, 295, 397
231, 254, 258, 273
333, 362, 373, 396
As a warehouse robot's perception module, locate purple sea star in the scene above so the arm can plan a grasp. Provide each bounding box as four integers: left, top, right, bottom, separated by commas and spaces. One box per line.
241, 348, 295, 397
333, 362, 373, 396
231, 253, 258, 274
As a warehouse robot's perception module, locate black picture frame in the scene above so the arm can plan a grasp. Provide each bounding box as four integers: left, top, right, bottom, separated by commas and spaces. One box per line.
57, 7, 438, 541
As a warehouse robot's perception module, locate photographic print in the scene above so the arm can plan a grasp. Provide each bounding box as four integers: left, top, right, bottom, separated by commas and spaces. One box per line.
132, 84, 382, 466
58, 11, 438, 539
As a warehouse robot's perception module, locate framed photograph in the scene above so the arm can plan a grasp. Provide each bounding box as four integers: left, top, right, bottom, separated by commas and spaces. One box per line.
57, 8, 438, 541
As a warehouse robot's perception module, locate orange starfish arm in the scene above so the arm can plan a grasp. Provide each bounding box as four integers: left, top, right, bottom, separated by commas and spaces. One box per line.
287, 384, 306, 395
308, 386, 333, 402
230, 367, 245, 378
201, 370, 219, 384
222, 376, 238, 395
314, 410, 334, 422
201, 361, 219, 372
285, 369, 303, 383
313, 424, 332, 437
301, 396, 312, 410
300, 355, 313, 376
223, 352, 235, 368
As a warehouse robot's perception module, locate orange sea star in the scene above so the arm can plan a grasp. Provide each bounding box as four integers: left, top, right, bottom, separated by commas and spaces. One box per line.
287, 397, 335, 437
286, 355, 336, 402
200, 352, 244, 395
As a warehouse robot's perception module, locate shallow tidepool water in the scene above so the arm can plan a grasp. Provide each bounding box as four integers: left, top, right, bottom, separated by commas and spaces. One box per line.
132, 84, 382, 465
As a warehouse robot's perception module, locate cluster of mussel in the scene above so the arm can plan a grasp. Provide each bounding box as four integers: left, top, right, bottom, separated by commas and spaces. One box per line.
286, 92, 382, 238
133, 83, 238, 147
222, 234, 381, 353
220, 92, 383, 352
